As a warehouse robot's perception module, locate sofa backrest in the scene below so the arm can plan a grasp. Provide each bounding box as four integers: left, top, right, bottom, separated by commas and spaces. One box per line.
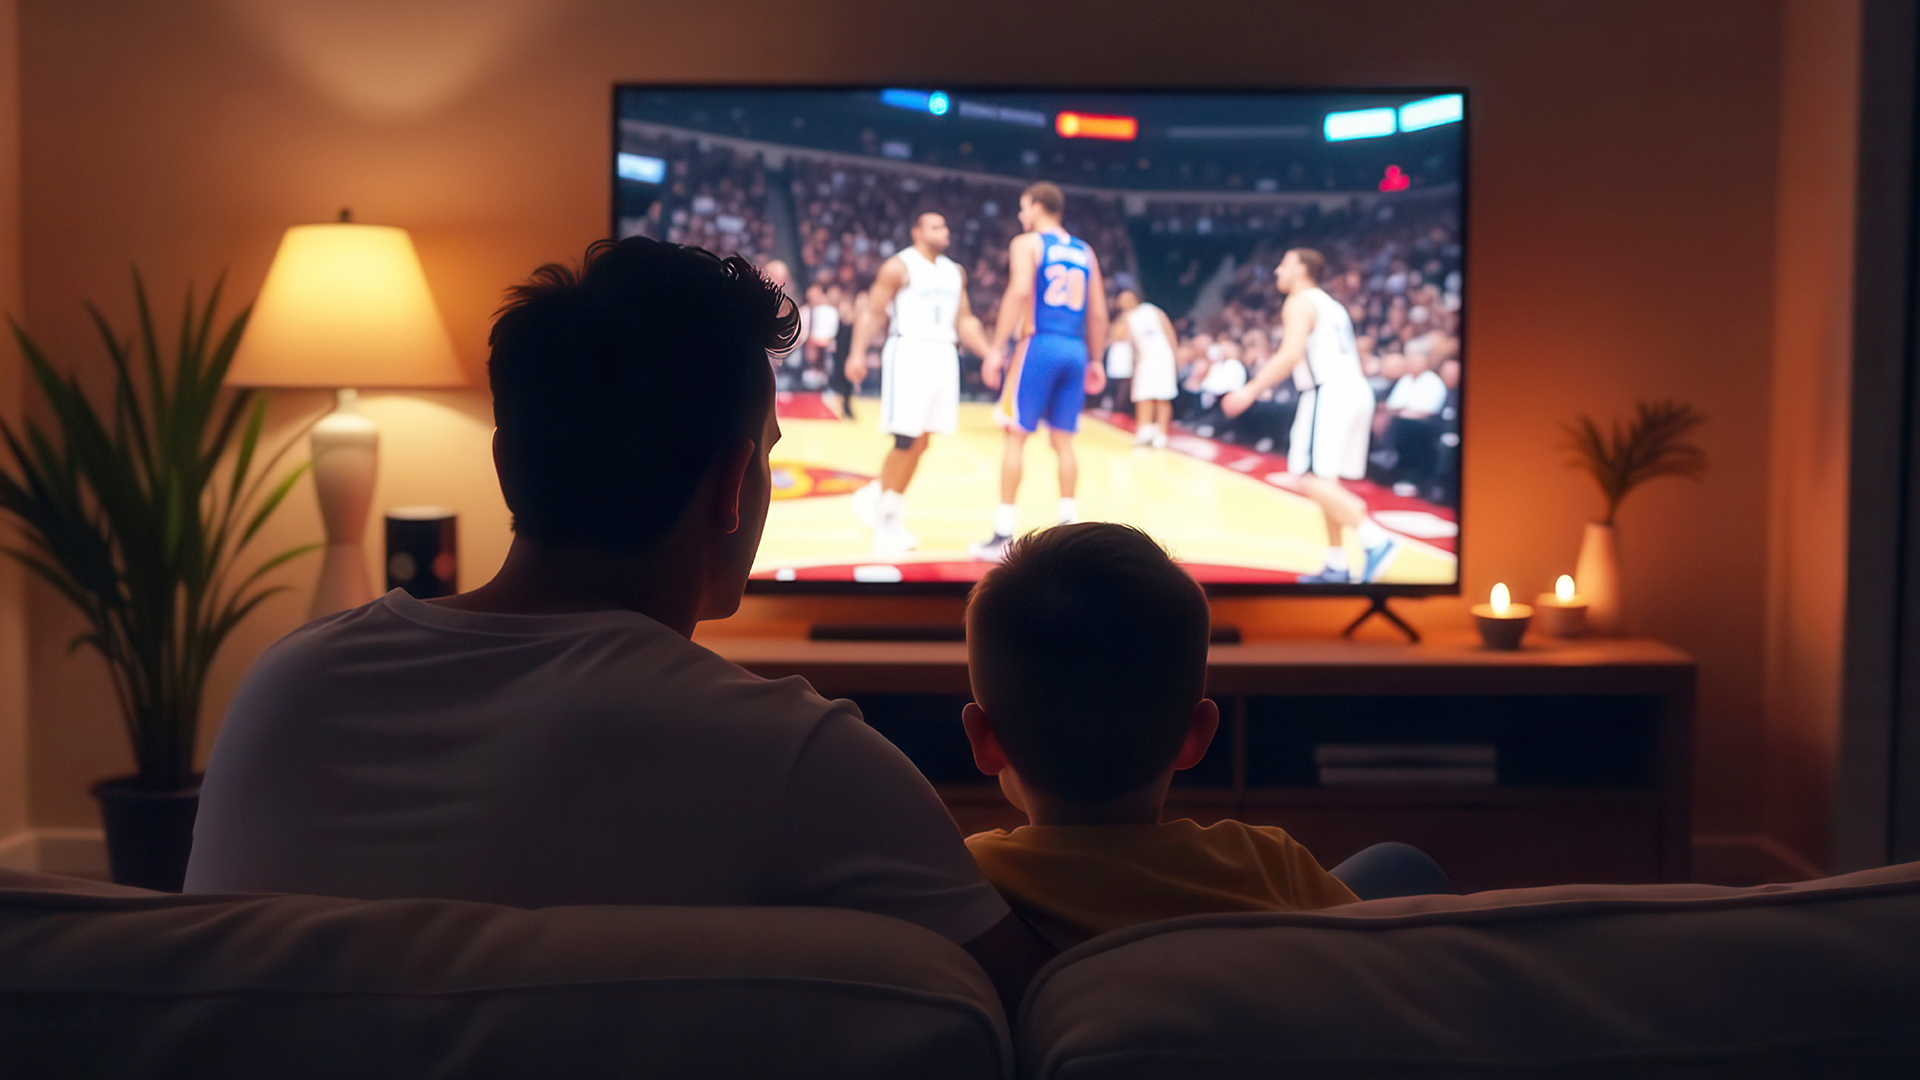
0, 868, 1012, 1080
1019, 862, 1920, 1080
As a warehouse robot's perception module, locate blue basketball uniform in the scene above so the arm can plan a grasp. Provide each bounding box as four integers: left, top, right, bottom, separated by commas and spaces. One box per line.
995, 230, 1092, 433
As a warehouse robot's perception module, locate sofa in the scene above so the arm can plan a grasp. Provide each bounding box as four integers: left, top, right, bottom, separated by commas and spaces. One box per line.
5, 862, 1918, 1078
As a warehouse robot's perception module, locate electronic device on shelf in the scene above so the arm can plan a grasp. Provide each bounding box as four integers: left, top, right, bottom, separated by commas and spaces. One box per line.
613, 85, 1466, 629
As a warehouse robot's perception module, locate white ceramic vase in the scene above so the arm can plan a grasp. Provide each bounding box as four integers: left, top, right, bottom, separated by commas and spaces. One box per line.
1574, 521, 1623, 635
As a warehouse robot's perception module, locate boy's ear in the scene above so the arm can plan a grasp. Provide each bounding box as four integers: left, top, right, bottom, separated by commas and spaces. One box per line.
1173, 698, 1221, 771
961, 702, 1009, 776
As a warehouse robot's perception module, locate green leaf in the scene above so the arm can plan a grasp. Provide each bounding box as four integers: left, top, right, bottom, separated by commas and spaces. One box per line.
0, 272, 316, 788
238, 459, 310, 550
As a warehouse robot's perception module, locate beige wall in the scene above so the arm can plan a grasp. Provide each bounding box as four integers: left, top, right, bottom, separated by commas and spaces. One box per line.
0, 0, 25, 846
16, 0, 1798, 843
1763, 0, 1861, 870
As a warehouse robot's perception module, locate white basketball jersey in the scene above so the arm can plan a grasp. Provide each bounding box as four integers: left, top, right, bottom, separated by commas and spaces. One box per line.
1124, 302, 1175, 365
888, 248, 963, 344
1300, 288, 1363, 388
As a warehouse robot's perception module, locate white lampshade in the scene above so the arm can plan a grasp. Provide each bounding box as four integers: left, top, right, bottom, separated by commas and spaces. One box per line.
227, 222, 466, 389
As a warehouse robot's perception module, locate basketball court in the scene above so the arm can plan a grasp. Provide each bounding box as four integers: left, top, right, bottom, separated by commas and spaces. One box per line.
756, 392, 1459, 585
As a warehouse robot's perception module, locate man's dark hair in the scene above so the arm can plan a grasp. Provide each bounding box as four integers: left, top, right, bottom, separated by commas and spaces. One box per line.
1288, 247, 1328, 285
967, 523, 1211, 803
1022, 182, 1065, 218
488, 237, 800, 550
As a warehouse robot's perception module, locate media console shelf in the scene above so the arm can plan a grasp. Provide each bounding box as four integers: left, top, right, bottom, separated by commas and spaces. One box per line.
700, 633, 1696, 892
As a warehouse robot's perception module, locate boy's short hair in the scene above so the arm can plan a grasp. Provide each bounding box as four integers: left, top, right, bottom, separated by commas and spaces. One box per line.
488, 236, 800, 551
967, 523, 1211, 803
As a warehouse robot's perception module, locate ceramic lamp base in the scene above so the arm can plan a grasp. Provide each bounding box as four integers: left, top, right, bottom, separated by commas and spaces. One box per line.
309, 388, 379, 620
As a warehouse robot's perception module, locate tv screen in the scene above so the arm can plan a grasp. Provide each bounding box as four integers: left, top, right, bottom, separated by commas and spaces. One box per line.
614, 86, 1464, 594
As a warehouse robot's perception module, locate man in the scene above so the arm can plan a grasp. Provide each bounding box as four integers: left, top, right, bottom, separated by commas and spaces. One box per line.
803, 281, 839, 376
1223, 248, 1400, 583
1377, 341, 1448, 433
972, 182, 1109, 561
1116, 289, 1179, 448
186, 237, 1050, 1011
845, 211, 993, 552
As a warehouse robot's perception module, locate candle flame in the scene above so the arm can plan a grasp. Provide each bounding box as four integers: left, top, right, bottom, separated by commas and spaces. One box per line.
1491, 582, 1510, 616
1557, 575, 1576, 602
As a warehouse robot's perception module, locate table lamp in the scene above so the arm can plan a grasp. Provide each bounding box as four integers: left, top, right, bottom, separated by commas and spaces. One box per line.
227, 214, 466, 619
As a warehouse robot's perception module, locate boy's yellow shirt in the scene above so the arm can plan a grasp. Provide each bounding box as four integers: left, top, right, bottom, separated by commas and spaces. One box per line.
965, 818, 1360, 949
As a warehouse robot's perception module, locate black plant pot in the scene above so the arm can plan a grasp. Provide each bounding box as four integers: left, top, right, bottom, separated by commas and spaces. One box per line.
91, 776, 200, 892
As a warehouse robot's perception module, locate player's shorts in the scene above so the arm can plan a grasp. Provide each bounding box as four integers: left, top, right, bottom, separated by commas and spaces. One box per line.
1105, 340, 1134, 379
880, 336, 960, 438
995, 332, 1088, 434
1130, 346, 1177, 402
1288, 377, 1376, 480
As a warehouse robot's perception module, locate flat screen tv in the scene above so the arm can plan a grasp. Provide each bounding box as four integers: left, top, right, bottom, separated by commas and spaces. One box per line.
614, 86, 1465, 596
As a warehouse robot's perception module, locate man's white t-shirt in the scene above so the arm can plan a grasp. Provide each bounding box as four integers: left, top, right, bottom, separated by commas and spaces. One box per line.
184, 590, 1009, 943
1385, 369, 1448, 416
1199, 358, 1249, 395
809, 302, 840, 344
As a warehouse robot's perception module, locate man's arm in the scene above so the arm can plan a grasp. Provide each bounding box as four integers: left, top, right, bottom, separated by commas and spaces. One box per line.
953, 269, 995, 360
1082, 252, 1109, 395
985, 234, 1039, 390
844, 258, 905, 386
1224, 293, 1313, 418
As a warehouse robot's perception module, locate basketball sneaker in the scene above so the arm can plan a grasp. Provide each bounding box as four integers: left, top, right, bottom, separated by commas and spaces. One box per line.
968, 533, 1013, 562
1133, 424, 1155, 447
1295, 566, 1353, 584
874, 518, 919, 553
851, 481, 881, 530
1152, 428, 1169, 449
1360, 536, 1403, 583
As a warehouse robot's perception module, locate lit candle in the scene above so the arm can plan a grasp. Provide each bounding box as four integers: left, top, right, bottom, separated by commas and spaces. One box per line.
1470, 581, 1533, 650
1535, 574, 1590, 638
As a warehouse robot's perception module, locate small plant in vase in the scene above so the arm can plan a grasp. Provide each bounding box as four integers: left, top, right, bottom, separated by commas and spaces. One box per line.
0, 275, 313, 890
1560, 400, 1707, 634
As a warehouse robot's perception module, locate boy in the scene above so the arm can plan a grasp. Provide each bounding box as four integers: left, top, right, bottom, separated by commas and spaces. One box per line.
961, 523, 1413, 949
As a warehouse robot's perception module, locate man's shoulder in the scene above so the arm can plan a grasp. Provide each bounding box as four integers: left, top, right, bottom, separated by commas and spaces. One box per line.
238, 596, 844, 737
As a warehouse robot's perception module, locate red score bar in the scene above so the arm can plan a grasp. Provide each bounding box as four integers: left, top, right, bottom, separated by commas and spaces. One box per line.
1055, 111, 1138, 141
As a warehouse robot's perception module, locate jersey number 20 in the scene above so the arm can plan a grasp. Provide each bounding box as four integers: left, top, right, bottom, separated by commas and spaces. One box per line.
1042, 264, 1087, 311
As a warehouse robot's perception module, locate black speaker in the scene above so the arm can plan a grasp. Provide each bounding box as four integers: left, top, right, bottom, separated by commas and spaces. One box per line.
385, 506, 457, 599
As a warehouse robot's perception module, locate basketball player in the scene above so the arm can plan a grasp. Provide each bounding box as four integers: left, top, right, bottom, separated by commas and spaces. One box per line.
845, 211, 994, 552
1223, 248, 1401, 583
1115, 289, 1179, 448
971, 182, 1109, 561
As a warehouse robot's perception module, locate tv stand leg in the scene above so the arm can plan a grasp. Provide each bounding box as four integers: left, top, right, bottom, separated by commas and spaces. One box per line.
1343, 596, 1420, 643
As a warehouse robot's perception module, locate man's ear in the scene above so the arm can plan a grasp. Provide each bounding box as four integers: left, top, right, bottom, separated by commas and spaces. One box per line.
1173, 698, 1221, 771
961, 702, 1009, 776
710, 437, 756, 534
491, 430, 517, 507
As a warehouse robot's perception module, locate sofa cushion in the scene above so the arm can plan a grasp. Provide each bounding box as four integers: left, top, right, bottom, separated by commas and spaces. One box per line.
0, 868, 1011, 1079
1019, 862, 1920, 1079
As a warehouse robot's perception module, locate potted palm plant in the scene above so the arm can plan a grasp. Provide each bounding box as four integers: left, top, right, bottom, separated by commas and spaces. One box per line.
0, 275, 313, 890
1561, 399, 1707, 634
